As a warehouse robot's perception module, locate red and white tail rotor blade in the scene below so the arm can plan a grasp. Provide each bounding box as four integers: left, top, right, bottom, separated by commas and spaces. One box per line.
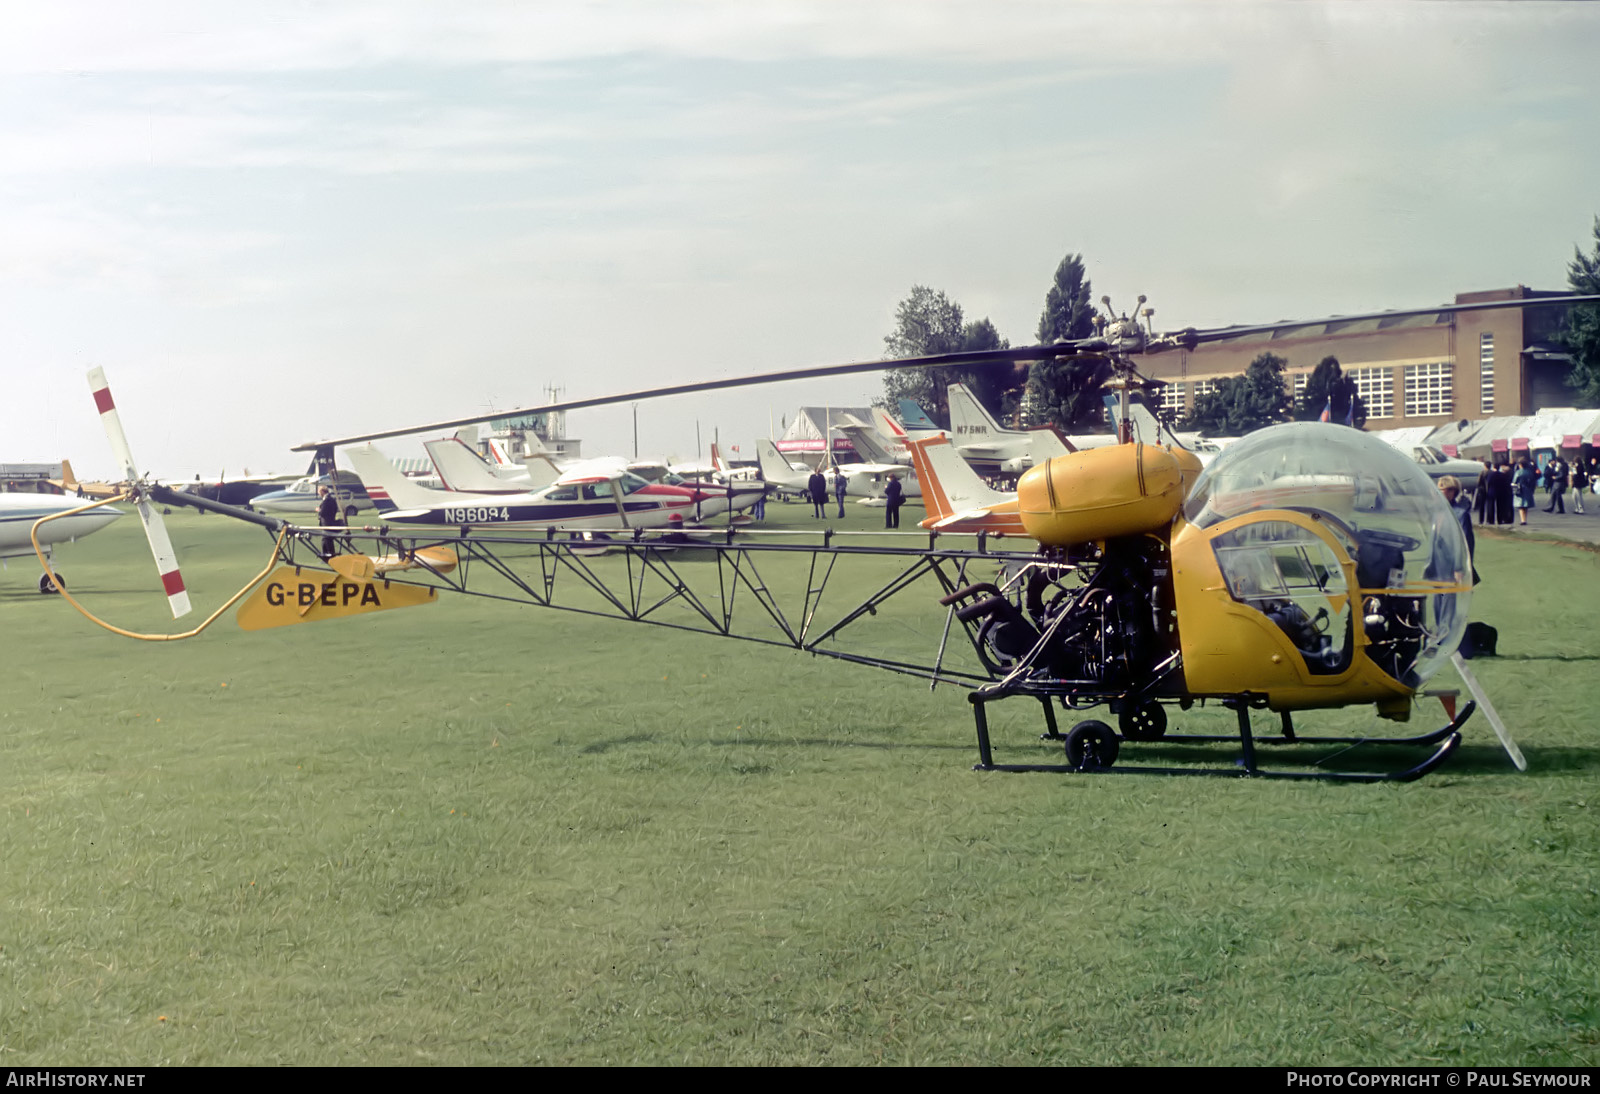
87, 367, 193, 619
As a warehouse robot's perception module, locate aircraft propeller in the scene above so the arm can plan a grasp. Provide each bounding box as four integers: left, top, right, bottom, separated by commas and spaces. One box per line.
87, 368, 193, 619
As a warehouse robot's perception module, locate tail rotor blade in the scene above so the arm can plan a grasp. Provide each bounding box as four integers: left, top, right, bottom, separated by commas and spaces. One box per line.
87, 368, 193, 619
87, 367, 140, 482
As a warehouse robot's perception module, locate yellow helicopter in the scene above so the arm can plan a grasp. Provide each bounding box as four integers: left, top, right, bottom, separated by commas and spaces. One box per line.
47, 296, 1582, 781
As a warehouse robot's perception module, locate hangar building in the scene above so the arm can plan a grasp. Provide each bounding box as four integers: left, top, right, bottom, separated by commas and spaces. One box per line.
1147, 286, 1580, 430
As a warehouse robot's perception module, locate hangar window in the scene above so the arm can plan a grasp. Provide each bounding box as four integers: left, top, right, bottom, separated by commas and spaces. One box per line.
1404, 362, 1452, 417
1348, 367, 1393, 419
1479, 334, 1494, 414
1160, 381, 1186, 414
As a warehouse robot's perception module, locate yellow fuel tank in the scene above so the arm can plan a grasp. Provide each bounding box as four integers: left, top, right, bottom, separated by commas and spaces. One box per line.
1171, 445, 1204, 497
1018, 443, 1185, 547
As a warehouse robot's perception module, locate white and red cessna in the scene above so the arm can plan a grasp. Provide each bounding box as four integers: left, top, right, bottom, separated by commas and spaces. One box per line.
343, 444, 708, 533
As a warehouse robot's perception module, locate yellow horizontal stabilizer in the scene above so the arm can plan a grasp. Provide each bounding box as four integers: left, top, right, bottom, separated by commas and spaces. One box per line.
371, 545, 459, 576
236, 566, 437, 631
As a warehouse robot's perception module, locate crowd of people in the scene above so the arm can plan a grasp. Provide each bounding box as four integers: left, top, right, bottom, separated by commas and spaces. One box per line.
1473, 454, 1598, 527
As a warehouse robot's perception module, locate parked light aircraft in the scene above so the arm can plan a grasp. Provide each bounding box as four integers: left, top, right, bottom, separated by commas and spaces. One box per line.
944, 382, 1047, 476
2, 491, 122, 592
48, 460, 119, 500
752, 437, 917, 503
344, 444, 706, 532
249, 472, 373, 517
1402, 444, 1484, 486
432, 435, 764, 521
828, 418, 924, 502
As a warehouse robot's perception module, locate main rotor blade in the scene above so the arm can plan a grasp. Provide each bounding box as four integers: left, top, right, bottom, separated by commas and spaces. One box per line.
290, 292, 1600, 453
290, 344, 1067, 451
87, 368, 193, 619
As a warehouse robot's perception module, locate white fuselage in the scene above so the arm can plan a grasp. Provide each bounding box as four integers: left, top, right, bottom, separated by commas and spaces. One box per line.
0, 492, 122, 559
251, 474, 372, 515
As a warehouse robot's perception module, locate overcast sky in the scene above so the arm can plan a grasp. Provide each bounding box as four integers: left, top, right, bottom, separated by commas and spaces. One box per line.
4, 1, 1598, 480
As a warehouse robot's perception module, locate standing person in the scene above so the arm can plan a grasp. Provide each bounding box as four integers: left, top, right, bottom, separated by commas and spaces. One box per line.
883, 473, 904, 529
1473, 460, 1493, 525
316, 483, 343, 559
1439, 476, 1479, 585
1512, 457, 1537, 526
1572, 456, 1589, 515
807, 467, 828, 519
833, 465, 848, 518
1492, 461, 1514, 525
1544, 455, 1568, 514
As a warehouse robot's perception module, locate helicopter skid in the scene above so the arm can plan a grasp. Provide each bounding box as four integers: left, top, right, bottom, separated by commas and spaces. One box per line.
968, 691, 1473, 783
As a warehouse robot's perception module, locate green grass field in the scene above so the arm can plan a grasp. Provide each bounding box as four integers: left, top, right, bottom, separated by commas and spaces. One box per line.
2, 502, 1597, 1065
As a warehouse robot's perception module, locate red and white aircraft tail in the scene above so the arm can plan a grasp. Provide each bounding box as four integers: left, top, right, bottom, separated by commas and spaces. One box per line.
871, 406, 910, 444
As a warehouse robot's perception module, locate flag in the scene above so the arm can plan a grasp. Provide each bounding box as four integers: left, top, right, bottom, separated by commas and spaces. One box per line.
1319, 397, 1332, 423
1343, 400, 1355, 427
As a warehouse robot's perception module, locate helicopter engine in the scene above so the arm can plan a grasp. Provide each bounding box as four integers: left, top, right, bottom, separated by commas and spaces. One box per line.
952, 535, 1176, 694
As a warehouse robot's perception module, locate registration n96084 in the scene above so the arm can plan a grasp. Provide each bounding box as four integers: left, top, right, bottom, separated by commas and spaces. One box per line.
443, 506, 510, 523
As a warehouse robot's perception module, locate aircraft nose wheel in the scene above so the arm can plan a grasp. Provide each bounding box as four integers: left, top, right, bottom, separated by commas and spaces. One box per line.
39, 573, 63, 594
1119, 702, 1168, 741
1064, 720, 1119, 771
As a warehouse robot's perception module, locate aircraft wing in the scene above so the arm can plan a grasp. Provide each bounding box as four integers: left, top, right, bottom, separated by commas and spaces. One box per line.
520, 455, 563, 490
555, 457, 630, 485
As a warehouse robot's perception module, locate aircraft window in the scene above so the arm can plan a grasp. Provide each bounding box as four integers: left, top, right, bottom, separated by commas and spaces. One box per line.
618, 472, 651, 495
582, 482, 615, 501
544, 486, 578, 502
1213, 521, 1352, 675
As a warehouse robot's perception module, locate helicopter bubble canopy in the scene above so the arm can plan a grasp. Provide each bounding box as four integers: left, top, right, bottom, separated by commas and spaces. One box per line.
1182, 421, 1472, 688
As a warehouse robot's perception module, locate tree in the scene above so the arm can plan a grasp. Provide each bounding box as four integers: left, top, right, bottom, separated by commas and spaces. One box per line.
1558, 216, 1600, 406
878, 286, 1012, 426
1183, 352, 1293, 435
1023, 254, 1107, 429
955, 317, 1023, 420
1294, 355, 1367, 428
